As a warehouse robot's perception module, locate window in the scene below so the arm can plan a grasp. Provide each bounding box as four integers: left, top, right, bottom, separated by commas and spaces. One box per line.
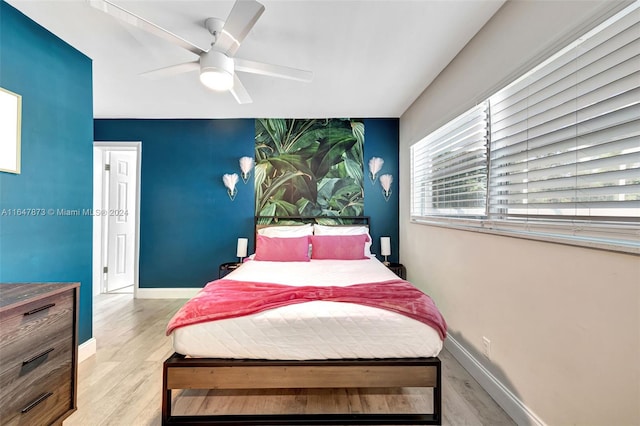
410, 3, 639, 253
411, 102, 489, 218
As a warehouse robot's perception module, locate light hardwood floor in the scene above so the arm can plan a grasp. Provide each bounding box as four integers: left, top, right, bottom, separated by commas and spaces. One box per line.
64, 294, 515, 426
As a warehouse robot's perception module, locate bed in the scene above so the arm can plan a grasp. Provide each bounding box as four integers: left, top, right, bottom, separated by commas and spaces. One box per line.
162, 216, 446, 425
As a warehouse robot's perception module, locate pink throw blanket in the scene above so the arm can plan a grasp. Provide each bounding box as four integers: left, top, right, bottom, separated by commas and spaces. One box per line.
166, 279, 447, 340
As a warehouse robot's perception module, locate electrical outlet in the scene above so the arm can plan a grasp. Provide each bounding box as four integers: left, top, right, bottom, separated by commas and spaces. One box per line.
482, 336, 491, 359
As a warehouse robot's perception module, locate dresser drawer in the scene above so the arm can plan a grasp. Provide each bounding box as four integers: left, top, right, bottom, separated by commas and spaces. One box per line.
0, 283, 78, 426
0, 366, 72, 426
0, 333, 73, 405
0, 290, 74, 373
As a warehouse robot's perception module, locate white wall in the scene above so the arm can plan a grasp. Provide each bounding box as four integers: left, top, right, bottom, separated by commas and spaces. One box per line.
399, 1, 639, 425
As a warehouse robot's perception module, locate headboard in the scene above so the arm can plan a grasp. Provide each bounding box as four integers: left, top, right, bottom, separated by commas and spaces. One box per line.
253, 216, 371, 251
255, 216, 370, 228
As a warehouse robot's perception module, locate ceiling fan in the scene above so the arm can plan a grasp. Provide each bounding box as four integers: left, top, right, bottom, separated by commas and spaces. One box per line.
88, 0, 313, 104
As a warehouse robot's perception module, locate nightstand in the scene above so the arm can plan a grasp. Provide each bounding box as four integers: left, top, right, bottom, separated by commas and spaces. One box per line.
219, 262, 241, 278
386, 262, 406, 279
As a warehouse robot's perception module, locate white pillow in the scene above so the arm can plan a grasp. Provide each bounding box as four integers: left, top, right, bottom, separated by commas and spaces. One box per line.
312, 224, 374, 257
258, 223, 313, 238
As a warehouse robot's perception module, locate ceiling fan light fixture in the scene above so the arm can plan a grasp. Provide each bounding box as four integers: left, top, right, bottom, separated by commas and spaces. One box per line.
199, 51, 234, 91
200, 69, 233, 91
92, 0, 311, 104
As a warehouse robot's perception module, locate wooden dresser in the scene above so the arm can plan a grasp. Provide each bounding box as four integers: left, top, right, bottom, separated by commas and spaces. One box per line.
0, 283, 79, 426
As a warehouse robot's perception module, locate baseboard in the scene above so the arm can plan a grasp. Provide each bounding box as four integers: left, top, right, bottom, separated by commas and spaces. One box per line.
444, 336, 546, 426
135, 287, 200, 299
78, 337, 97, 363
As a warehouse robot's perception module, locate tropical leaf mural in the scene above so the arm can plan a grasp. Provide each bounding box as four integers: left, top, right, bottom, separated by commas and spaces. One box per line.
255, 118, 364, 219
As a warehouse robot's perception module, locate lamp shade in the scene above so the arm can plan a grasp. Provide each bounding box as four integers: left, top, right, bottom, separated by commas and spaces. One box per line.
239, 156, 254, 175
236, 238, 248, 258
199, 50, 234, 91
369, 157, 384, 181
380, 237, 391, 256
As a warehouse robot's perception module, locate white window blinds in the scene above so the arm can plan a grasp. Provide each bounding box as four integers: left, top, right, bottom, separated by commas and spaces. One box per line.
411, 102, 489, 218
488, 6, 640, 220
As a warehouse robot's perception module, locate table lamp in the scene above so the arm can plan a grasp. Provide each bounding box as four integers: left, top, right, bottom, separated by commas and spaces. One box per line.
236, 238, 248, 263
380, 236, 391, 266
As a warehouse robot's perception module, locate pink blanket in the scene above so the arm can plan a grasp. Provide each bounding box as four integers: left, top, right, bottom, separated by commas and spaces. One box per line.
166, 279, 447, 340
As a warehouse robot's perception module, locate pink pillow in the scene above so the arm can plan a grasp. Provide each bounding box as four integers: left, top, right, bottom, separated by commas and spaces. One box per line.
254, 235, 310, 262
310, 234, 369, 260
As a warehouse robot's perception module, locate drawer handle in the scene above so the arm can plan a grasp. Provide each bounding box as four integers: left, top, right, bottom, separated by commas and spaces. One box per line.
24, 303, 56, 316
20, 392, 53, 413
22, 347, 55, 366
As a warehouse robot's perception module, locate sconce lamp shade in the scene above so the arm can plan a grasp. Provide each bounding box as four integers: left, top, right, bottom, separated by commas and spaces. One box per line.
223, 173, 239, 200
379, 174, 393, 201
380, 237, 391, 256
368, 157, 384, 183
239, 156, 254, 183
236, 238, 248, 258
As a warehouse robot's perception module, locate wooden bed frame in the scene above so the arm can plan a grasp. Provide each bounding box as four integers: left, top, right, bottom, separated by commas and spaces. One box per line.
161, 215, 443, 425
161, 353, 441, 425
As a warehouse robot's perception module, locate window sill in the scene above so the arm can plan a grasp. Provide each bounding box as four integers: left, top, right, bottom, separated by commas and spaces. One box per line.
410, 216, 640, 256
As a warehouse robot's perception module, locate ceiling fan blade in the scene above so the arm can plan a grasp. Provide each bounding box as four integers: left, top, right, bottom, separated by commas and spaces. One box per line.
230, 74, 252, 104
140, 61, 199, 79
234, 58, 313, 83
216, 0, 265, 56
88, 0, 206, 56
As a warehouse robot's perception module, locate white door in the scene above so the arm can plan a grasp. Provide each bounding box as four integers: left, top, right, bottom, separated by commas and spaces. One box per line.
106, 151, 137, 293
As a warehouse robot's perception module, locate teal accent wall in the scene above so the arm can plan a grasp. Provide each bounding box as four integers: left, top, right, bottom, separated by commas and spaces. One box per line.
94, 119, 256, 288
364, 118, 399, 262
95, 118, 399, 288
0, 2, 94, 343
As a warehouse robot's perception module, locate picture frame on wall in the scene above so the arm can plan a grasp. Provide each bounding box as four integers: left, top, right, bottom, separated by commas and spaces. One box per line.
0, 87, 22, 174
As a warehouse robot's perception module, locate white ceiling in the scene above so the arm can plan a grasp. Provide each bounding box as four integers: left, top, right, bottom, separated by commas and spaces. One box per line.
7, 0, 505, 119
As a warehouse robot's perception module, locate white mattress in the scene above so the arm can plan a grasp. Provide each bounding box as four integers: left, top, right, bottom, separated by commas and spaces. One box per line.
172, 258, 443, 360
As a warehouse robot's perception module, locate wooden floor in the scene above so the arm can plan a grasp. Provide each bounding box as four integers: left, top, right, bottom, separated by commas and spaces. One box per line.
63, 294, 515, 426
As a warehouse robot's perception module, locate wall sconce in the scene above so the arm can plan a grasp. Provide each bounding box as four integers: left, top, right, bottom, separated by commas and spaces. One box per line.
239, 156, 254, 184
223, 173, 239, 201
368, 157, 384, 183
380, 236, 391, 265
236, 237, 248, 263
380, 174, 393, 201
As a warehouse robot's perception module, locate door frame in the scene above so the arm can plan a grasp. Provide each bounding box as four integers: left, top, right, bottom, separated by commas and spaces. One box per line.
92, 141, 142, 298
